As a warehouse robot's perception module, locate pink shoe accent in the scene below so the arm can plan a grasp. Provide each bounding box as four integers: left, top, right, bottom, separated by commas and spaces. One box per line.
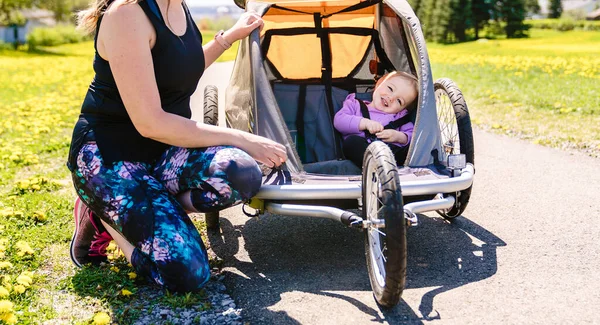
88, 206, 113, 257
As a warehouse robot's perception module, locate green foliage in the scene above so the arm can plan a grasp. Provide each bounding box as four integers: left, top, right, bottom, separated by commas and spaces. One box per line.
0, 41, 14, 50
549, 0, 563, 19
524, 0, 540, 15
527, 18, 600, 31
0, 0, 30, 25
412, 0, 529, 42
498, 0, 529, 38
27, 24, 90, 50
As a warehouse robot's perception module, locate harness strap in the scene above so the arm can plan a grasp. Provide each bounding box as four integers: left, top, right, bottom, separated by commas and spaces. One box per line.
296, 85, 307, 162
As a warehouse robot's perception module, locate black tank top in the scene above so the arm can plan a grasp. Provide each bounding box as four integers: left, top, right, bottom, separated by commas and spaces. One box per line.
68, 0, 205, 168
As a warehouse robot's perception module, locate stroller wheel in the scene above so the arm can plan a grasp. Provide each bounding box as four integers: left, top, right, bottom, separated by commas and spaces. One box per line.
434, 78, 475, 219
203, 85, 219, 126
362, 141, 406, 308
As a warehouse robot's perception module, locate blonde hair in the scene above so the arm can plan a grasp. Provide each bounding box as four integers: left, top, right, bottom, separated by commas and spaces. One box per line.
375, 71, 418, 88
77, 0, 138, 35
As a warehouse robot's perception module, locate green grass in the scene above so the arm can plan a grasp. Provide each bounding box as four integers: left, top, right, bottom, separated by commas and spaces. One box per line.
0, 31, 235, 324
428, 29, 600, 156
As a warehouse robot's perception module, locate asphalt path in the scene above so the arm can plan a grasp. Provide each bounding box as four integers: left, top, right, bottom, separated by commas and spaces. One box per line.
192, 62, 600, 325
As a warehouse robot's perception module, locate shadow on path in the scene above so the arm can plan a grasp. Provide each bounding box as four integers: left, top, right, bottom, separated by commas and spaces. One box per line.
208, 211, 505, 324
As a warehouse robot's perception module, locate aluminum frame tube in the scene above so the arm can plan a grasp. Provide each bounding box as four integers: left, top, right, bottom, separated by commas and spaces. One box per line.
265, 203, 357, 223
255, 164, 474, 200
404, 196, 455, 215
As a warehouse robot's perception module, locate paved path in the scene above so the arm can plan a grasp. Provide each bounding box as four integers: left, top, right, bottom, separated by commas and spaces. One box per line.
195, 62, 600, 325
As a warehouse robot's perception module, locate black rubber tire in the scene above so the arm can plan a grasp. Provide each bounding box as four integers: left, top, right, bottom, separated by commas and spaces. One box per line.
434, 78, 475, 219
203, 85, 220, 230
205, 212, 220, 230
362, 141, 407, 308
203, 85, 219, 126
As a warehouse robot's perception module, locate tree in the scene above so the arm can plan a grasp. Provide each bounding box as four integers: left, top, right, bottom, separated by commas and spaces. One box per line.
429, 0, 451, 42
471, 0, 492, 39
497, 0, 528, 38
448, 0, 471, 42
549, 0, 562, 18
0, 0, 33, 25
524, 0, 540, 16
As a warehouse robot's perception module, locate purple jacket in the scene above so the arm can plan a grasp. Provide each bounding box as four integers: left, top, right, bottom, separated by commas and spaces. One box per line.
333, 93, 414, 147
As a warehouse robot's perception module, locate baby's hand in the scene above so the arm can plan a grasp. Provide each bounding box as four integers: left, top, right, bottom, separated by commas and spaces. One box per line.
360, 119, 384, 134
376, 130, 407, 144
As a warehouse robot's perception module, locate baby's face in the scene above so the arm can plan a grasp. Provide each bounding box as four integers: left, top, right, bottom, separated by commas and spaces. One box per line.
372, 75, 418, 114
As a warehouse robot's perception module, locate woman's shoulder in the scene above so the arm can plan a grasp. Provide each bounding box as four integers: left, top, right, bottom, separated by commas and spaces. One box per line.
103, 0, 147, 23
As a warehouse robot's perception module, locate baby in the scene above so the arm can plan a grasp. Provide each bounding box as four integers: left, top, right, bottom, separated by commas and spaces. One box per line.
333, 71, 418, 168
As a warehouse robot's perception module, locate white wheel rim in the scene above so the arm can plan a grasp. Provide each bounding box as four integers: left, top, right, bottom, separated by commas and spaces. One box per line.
365, 158, 387, 288
435, 89, 461, 161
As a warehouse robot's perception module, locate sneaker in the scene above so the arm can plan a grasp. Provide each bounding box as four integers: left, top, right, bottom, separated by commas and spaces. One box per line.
70, 197, 113, 267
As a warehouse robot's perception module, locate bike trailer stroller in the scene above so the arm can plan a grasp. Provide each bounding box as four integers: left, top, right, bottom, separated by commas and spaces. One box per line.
203, 0, 475, 308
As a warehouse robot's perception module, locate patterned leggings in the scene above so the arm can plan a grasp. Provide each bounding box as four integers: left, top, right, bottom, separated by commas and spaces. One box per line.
71, 142, 262, 292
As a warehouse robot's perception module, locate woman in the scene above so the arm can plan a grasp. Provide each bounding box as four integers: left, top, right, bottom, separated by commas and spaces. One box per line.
68, 0, 286, 292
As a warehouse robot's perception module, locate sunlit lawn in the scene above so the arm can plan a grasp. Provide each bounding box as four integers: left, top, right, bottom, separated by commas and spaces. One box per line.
0, 31, 235, 324
428, 29, 600, 155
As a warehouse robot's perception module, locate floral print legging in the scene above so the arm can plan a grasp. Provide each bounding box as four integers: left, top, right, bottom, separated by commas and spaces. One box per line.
71, 142, 262, 292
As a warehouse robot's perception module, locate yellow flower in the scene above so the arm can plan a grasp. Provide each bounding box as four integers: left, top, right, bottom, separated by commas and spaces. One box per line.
33, 211, 47, 222
0, 262, 12, 269
21, 271, 34, 278
127, 272, 137, 280
0, 312, 17, 324
15, 241, 34, 256
106, 242, 117, 252
16, 274, 33, 287
13, 285, 26, 294
109, 266, 120, 273
120, 289, 133, 296
0, 300, 13, 313
93, 312, 111, 325
0, 286, 9, 298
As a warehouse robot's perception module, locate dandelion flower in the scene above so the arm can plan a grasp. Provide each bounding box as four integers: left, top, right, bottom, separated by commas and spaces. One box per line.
13, 285, 26, 294
128, 272, 137, 280
15, 241, 34, 256
93, 312, 111, 325
21, 271, 34, 278
16, 275, 33, 287
120, 289, 133, 296
0, 262, 12, 269
0, 300, 13, 313
33, 211, 47, 222
109, 266, 120, 273
0, 312, 17, 324
0, 286, 9, 298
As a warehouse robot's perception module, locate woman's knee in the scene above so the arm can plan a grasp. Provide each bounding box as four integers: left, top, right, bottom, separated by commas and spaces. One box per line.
160, 259, 211, 292
214, 147, 262, 200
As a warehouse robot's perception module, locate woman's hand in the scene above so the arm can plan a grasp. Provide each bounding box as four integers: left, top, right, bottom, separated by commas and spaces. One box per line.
241, 133, 287, 168
225, 12, 264, 42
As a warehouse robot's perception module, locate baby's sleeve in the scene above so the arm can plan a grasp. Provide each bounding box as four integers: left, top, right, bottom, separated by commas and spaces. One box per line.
333, 94, 363, 135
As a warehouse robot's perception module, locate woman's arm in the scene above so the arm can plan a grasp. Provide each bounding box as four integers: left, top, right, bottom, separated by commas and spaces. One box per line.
203, 12, 264, 69
99, 5, 285, 167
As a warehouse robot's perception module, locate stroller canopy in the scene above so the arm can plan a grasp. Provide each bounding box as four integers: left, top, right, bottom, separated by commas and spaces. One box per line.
225, 0, 443, 173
